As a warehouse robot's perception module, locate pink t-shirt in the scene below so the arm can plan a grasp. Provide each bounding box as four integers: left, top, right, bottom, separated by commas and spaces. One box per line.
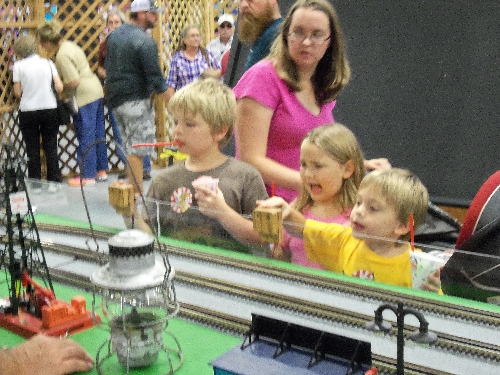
233, 60, 336, 202
282, 207, 351, 269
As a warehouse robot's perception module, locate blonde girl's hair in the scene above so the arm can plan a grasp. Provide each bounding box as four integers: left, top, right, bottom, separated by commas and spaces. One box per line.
268, 0, 350, 104
294, 123, 365, 213
359, 168, 429, 241
168, 77, 236, 149
37, 19, 63, 45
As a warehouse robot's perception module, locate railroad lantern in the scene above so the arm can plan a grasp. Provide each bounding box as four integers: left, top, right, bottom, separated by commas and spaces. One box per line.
90, 229, 182, 374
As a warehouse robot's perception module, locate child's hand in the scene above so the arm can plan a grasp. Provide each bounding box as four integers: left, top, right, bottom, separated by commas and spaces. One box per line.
270, 244, 286, 260
194, 186, 228, 219
256, 197, 291, 219
364, 158, 391, 171
421, 268, 442, 293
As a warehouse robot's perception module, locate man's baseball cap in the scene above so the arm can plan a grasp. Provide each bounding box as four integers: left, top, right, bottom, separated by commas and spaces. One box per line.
217, 14, 235, 26
131, 0, 165, 13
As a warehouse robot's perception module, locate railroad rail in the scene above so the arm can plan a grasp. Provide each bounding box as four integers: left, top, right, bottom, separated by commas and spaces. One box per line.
6, 223, 500, 374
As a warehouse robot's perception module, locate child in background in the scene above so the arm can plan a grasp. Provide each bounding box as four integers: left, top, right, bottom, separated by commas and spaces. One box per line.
259, 168, 441, 291
140, 78, 268, 251
274, 123, 365, 269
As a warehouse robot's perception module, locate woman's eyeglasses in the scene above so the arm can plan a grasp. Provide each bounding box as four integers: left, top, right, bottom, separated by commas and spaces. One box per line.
219, 23, 233, 29
288, 30, 330, 45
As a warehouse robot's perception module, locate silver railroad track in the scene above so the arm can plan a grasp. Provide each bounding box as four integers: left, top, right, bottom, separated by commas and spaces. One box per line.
28, 223, 500, 374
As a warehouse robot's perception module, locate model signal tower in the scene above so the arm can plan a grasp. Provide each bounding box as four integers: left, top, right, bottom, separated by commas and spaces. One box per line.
0, 144, 98, 337
0, 144, 54, 316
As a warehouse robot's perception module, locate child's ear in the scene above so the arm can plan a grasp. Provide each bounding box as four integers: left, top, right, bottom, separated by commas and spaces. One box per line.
212, 126, 229, 143
394, 220, 411, 237
342, 160, 355, 179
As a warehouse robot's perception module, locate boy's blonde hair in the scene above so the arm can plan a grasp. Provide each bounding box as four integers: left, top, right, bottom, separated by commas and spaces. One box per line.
168, 78, 235, 148
13, 35, 38, 59
37, 20, 63, 45
294, 123, 365, 213
359, 168, 429, 241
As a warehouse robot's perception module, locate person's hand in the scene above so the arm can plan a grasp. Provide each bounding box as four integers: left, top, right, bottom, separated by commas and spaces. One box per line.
256, 197, 291, 219
421, 268, 442, 293
8, 334, 94, 375
364, 158, 391, 171
194, 185, 228, 219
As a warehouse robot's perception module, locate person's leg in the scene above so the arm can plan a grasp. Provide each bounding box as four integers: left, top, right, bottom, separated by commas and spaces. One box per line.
94, 99, 109, 175
39, 109, 62, 182
143, 155, 152, 180
108, 108, 126, 164
143, 155, 151, 171
127, 154, 144, 194
18, 110, 42, 180
72, 103, 97, 179
114, 99, 155, 195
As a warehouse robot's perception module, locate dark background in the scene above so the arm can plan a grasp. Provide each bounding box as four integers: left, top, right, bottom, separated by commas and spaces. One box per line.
225, 1, 499, 207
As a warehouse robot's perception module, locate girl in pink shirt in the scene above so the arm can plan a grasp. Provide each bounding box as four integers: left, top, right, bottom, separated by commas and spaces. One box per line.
274, 123, 366, 269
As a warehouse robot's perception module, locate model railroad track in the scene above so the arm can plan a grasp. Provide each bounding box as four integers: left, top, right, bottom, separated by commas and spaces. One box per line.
31, 224, 500, 374
37, 223, 500, 325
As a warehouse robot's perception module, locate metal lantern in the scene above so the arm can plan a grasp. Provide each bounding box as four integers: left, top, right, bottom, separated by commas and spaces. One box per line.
91, 229, 182, 374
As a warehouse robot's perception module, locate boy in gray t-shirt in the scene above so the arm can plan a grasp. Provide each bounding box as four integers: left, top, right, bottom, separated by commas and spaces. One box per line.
140, 78, 268, 252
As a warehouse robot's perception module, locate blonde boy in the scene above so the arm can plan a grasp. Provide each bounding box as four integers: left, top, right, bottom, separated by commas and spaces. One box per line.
143, 78, 267, 250
259, 168, 438, 289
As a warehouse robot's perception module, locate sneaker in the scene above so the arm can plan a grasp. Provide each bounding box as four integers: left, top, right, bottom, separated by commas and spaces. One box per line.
68, 177, 96, 187
47, 182, 61, 193
97, 171, 108, 182
143, 170, 151, 181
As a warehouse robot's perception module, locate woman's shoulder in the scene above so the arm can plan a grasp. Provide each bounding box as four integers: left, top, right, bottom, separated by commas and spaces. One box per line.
233, 60, 286, 102
238, 60, 277, 81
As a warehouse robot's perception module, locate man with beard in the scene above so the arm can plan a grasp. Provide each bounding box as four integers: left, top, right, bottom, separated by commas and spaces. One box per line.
105, 0, 169, 197
239, 0, 283, 70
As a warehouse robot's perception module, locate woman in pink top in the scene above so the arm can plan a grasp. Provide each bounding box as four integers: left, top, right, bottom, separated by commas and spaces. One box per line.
276, 123, 366, 269
234, 0, 389, 202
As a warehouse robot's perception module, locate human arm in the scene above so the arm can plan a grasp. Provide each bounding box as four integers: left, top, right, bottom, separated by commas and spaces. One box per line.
163, 87, 176, 105
13, 82, 22, 99
0, 334, 94, 375
97, 41, 107, 80
364, 158, 391, 171
235, 98, 302, 192
141, 40, 168, 98
256, 197, 306, 238
97, 66, 106, 80
195, 186, 260, 244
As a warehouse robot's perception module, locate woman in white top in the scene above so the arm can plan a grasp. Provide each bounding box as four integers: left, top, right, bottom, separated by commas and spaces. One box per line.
13, 34, 64, 192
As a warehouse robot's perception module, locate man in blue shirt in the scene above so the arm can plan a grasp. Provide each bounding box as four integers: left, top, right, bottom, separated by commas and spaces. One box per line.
105, 0, 168, 195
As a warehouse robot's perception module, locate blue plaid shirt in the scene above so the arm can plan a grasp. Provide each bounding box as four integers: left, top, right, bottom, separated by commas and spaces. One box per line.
166, 49, 220, 90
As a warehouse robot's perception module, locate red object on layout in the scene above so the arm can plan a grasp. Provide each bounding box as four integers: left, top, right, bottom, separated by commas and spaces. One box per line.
455, 170, 500, 248
221, 49, 231, 77
365, 367, 379, 375
409, 213, 415, 251
132, 141, 183, 148
0, 272, 100, 338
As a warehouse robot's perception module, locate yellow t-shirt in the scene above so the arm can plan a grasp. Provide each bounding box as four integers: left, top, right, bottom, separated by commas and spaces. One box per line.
303, 219, 413, 288
56, 41, 103, 107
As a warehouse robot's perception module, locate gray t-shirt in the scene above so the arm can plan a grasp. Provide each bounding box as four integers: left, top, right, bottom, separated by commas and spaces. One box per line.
144, 158, 268, 252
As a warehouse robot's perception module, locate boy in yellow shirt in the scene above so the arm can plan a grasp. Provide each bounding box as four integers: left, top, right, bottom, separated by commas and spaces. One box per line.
258, 168, 441, 291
